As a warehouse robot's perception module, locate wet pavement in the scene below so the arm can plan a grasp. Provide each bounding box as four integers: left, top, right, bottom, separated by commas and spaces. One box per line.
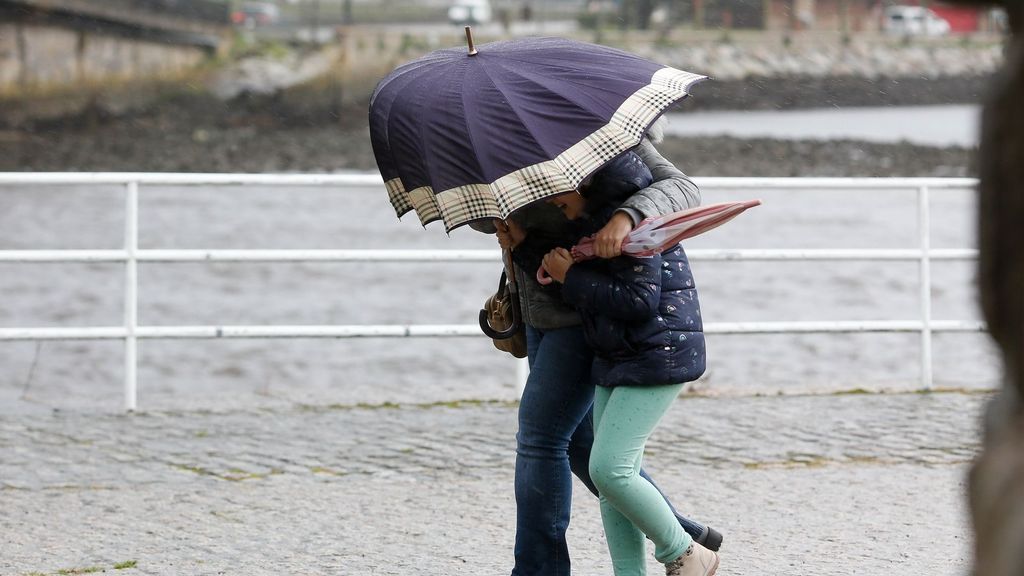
0, 390, 984, 575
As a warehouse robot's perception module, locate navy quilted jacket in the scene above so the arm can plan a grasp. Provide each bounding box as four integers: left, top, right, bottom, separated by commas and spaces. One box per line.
561, 244, 706, 388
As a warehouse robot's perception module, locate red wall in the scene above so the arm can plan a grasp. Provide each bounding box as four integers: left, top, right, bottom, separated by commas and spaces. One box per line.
886, 1, 982, 33
930, 3, 981, 32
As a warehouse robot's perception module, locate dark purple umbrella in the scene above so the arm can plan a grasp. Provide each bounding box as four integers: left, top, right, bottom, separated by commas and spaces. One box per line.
370, 31, 706, 232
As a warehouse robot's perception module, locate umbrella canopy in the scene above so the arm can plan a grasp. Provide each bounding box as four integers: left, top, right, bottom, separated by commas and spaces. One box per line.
370, 34, 706, 232
537, 200, 762, 285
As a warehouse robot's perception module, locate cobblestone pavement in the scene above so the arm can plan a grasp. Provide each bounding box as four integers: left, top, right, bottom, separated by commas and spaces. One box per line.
0, 391, 985, 576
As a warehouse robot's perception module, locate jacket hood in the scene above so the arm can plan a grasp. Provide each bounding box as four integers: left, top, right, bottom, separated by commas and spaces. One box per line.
583, 151, 654, 215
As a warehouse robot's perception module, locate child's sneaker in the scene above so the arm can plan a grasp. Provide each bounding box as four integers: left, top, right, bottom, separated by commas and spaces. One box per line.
665, 542, 719, 576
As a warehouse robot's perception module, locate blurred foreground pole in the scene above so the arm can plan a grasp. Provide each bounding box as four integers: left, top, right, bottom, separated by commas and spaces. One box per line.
838, 0, 850, 42
637, 0, 653, 29
957, 2, 1024, 576
308, 0, 321, 45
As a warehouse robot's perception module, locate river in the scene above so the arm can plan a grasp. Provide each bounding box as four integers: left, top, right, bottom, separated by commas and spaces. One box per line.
667, 104, 981, 147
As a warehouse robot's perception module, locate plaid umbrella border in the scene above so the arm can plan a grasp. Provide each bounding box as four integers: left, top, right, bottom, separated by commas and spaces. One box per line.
383, 67, 706, 232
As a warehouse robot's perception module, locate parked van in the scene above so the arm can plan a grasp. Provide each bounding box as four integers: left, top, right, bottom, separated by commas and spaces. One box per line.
448, 0, 492, 25
883, 5, 951, 36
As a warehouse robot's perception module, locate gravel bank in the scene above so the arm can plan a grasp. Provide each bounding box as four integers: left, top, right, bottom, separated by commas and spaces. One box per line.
0, 125, 976, 177
0, 73, 980, 176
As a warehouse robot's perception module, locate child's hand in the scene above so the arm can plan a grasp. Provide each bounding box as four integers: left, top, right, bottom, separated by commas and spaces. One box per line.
495, 218, 525, 250
542, 248, 574, 283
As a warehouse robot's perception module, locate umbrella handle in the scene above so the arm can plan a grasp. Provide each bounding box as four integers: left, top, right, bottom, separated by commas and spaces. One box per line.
479, 307, 520, 339
536, 265, 555, 286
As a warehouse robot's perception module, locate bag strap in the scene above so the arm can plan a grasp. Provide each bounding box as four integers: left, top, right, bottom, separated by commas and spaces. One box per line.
479, 248, 522, 339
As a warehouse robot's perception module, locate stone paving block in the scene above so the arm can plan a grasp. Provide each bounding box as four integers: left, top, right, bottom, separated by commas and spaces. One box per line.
0, 391, 986, 575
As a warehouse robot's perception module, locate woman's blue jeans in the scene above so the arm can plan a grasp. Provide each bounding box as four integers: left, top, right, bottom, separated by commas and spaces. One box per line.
512, 324, 706, 576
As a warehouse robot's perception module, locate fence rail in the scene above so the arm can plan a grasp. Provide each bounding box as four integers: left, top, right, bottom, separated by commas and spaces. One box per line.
0, 247, 980, 263
0, 174, 984, 410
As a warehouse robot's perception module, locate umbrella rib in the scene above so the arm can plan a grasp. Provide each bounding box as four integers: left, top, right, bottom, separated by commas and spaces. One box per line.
378, 62, 443, 181
494, 61, 623, 123
476, 61, 559, 160
458, 65, 491, 187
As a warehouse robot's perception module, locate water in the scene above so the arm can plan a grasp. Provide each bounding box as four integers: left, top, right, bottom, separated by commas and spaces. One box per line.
0, 180, 999, 413
666, 105, 981, 147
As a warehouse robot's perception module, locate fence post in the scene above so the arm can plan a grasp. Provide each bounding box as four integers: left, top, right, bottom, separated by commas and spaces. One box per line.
124, 181, 139, 411
918, 185, 933, 390
516, 357, 529, 396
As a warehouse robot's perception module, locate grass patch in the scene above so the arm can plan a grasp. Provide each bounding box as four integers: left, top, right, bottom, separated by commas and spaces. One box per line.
742, 454, 888, 469
27, 560, 138, 576
221, 468, 283, 482
222, 468, 283, 482
915, 386, 998, 396
171, 463, 281, 482
309, 466, 348, 476
354, 401, 401, 410
310, 398, 521, 412
172, 463, 216, 477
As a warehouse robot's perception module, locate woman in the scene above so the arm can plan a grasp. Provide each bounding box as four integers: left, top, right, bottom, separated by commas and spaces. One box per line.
490, 134, 722, 575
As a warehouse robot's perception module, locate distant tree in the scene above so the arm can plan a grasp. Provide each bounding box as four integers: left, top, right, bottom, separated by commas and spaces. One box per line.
638, 0, 654, 28
619, 0, 656, 29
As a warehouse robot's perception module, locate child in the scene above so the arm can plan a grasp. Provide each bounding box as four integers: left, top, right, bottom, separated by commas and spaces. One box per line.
540, 166, 718, 576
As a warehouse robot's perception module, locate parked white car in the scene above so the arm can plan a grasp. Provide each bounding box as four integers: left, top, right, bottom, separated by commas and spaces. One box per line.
883, 5, 951, 36
448, 0, 492, 25
230, 2, 280, 27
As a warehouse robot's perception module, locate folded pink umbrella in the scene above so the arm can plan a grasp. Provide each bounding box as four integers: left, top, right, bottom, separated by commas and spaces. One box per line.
538, 199, 762, 285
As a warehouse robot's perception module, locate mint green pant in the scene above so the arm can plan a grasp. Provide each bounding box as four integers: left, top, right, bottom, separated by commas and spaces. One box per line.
590, 383, 690, 575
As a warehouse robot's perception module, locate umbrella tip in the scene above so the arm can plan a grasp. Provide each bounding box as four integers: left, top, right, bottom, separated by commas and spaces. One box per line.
465, 26, 478, 56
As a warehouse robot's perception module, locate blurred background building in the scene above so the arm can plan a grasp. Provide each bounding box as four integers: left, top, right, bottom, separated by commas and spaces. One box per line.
0, 0, 1005, 169
0, 0, 1003, 103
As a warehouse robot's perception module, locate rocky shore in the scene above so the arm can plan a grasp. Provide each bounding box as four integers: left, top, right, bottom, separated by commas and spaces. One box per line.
644, 35, 1003, 81
0, 74, 977, 177
0, 120, 975, 178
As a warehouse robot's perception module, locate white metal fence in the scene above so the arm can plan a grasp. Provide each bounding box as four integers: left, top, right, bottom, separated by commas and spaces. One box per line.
0, 173, 984, 411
